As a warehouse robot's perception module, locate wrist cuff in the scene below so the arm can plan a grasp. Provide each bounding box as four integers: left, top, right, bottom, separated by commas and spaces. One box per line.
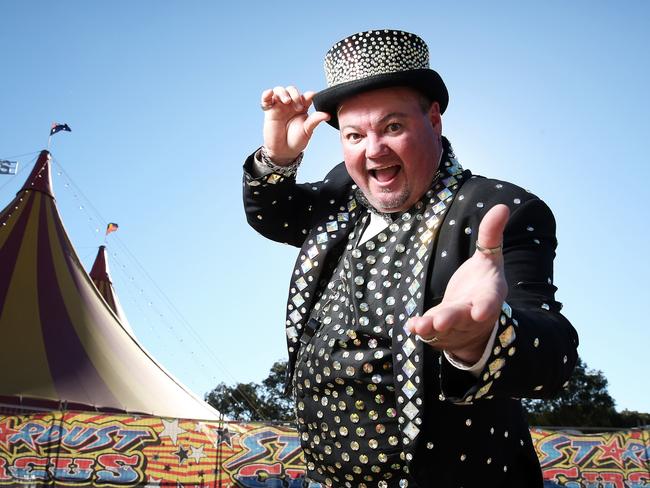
258, 147, 303, 177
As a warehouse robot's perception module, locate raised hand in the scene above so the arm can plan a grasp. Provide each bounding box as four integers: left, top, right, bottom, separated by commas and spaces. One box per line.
406, 204, 511, 364
261, 86, 330, 165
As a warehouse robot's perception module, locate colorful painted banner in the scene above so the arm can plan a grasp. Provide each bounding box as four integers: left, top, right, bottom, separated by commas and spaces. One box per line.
0, 411, 312, 487
532, 428, 650, 487
0, 411, 648, 487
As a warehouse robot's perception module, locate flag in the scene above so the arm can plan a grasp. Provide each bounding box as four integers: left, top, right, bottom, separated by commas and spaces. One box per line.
50, 123, 72, 136
105, 223, 119, 236
0, 159, 18, 175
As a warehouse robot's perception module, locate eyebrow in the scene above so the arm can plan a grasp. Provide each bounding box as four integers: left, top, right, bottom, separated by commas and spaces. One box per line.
340, 112, 409, 131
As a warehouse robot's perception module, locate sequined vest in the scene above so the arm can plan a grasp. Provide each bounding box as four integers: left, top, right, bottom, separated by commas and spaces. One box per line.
293, 168, 461, 487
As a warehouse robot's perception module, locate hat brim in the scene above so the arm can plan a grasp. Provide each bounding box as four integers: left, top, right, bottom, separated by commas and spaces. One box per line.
313, 69, 448, 129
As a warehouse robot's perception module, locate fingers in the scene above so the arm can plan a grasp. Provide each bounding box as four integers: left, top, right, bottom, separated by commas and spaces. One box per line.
406, 314, 433, 337
285, 86, 304, 111
426, 303, 467, 333
271, 86, 292, 105
476, 204, 510, 250
268, 86, 306, 112
406, 315, 445, 349
261, 87, 323, 114
407, 303, 495, 361
261, 88, 274, 110
303, 111, 330, 137
303, 91, 317, 108
406, 303, 464, 337
406, 308, 462, 350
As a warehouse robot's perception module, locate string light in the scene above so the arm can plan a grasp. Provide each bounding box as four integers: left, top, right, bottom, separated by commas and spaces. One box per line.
49, 156, 267, 420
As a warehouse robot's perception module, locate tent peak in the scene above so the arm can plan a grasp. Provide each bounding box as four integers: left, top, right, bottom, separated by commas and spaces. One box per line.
90, 246, 111, 284
20, 150, 54, 199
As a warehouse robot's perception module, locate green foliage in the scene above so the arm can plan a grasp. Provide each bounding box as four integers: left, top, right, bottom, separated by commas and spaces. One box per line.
205, 360, 294, 422
617, 410, 650, 428
523, 357, 649, 428
207, 357, 649, 428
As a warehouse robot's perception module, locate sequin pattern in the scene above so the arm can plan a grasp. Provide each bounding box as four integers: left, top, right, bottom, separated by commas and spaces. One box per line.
294, 160, 462, 486
295, 218, 407, 486
324, 30, 429, 87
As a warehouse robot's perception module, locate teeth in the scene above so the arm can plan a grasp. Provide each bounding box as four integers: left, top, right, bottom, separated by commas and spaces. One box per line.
371, 165, 400, 183
371, 166, 397, 174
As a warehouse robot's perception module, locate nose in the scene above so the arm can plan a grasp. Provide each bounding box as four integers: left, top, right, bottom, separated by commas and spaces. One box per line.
365, 134, 389, 159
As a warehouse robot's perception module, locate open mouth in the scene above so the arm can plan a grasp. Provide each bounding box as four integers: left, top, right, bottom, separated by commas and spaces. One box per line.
369, 165, 401, 184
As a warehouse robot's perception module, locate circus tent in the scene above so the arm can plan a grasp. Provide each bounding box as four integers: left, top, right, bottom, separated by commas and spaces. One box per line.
0, 150, 219, 420
89, 244, 135, 337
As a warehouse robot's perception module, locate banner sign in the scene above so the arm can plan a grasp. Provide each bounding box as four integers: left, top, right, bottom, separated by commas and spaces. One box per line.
532, 428, 649, 487
0, 412, 314, 487
0, 411, 647, 487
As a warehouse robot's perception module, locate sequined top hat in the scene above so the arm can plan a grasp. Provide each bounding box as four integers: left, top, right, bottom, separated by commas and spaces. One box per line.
313, 29, 449, 129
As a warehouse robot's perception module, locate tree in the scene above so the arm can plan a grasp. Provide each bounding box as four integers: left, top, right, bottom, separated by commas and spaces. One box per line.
207, 357, 649, 428
522, 357, 650, 428
616, 410, 650, 428
205, 360, 294, 422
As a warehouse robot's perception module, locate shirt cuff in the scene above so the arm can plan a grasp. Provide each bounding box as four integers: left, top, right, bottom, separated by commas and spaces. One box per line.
443, 321, 499, 377
252, 147, 302, 178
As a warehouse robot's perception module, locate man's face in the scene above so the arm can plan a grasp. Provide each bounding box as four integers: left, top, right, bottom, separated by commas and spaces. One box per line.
338, 87, 443, 213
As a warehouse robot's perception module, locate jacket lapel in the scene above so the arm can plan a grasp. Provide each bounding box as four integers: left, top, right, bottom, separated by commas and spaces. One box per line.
392, 156, 465, 459
284, 196, 362, 387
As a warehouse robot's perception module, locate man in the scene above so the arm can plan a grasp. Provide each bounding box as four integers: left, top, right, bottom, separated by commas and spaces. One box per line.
243, 29, 578, 488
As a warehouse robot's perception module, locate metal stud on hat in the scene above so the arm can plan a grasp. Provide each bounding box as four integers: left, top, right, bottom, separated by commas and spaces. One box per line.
313, 29, 449, 128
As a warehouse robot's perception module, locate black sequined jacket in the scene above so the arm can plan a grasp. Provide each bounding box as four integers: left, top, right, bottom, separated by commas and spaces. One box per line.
242, 141, 578, 488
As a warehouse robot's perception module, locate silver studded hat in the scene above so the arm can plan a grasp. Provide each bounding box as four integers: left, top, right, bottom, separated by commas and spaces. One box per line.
313, 29, 449, 129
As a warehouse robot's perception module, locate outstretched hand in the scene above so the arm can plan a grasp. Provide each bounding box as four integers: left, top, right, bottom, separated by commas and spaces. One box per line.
406, 204, 511, 364
261, 86, 330, 165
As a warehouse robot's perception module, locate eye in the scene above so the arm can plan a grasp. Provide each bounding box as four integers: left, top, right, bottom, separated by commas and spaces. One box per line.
345, 132, 362, 143
386, 122, 402, 133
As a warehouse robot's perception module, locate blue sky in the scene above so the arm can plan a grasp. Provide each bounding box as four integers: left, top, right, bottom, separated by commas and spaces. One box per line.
1, 1, 648, 414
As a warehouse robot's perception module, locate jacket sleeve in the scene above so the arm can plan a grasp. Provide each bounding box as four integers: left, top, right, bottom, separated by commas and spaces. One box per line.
438, 189, 579, 404
243, 150, 355, 248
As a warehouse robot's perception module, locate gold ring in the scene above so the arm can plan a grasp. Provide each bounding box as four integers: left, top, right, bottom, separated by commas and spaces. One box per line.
422, 335, 439, 344
476, 242, 502, 255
